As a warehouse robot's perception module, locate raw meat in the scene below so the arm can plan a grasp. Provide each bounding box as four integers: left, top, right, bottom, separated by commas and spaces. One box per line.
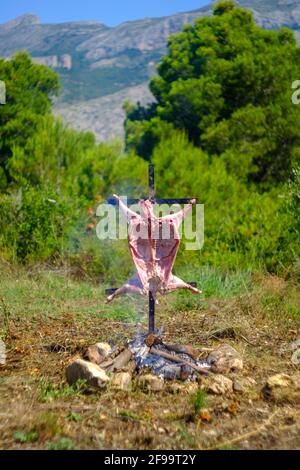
106, 195, 201, 302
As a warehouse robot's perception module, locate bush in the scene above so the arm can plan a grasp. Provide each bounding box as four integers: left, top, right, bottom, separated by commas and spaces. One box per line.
0, 186, 72, 263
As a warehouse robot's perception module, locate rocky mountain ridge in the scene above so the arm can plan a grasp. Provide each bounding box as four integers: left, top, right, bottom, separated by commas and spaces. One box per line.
1, 1, 300, 141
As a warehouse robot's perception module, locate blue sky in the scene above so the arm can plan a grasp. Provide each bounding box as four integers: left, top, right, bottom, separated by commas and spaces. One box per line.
0, 1, 210, 25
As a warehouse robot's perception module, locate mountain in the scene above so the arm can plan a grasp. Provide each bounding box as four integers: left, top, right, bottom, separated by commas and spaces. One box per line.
0, 8, 211, 103
1, 1, 300, 141
54, 82, 153, 142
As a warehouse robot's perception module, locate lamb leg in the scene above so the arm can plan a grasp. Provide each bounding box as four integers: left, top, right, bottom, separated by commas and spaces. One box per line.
105, 274, 144, 303
166, 275, 201, 294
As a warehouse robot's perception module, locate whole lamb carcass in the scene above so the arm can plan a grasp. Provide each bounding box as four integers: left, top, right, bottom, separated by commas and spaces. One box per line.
106, 195, 201, 303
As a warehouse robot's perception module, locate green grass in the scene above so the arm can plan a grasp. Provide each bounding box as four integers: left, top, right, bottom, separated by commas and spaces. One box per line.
193, 389, 207, 415
14, 430, 39, 444
38, 378, 87, 403
0, 264, 138, 324
0, 263, 254, 334
118, 410, 142, 422
171, 266, 252, 311
45, 437, 74, 450
260, 288, 299, 321
66, 412, 82, 423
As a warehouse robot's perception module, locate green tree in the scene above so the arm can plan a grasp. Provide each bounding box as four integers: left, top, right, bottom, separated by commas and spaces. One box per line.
151, 131, 291, 271
0, 52, 60, 188
126, 1, 300, 187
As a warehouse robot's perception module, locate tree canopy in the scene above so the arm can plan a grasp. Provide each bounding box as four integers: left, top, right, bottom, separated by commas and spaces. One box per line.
125, 1, 300, 187
0, 52, 60, 188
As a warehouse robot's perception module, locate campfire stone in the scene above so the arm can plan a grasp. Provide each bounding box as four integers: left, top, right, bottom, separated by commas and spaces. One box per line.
207, 344, 243, 373
207, 374, 233, 395
111, 372, 132, 391
137, 374, 164, 392
84, 342, 112, 365
66, 359, 109, 388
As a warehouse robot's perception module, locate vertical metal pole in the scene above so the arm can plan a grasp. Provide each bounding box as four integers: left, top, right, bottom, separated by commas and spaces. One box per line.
149, 292, 155, 333
148, 164, 155, 333
149, 164, 155, 203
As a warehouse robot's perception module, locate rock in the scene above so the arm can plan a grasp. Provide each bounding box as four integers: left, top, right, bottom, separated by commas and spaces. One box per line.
66, 359, 109, 388
83, 342, 111, 365
207, 374, 233, 395
111, 372, 132, 391
291, 349, 300, 365
233, 376, 256, 393
289, 339, 300, 351
137, 374, 164, 392
207, 344, 243, 373
262, 373, 300, 404
0, 339, 6, 365
278, 339, 300, 356
233, 379, 244, 393
158, 427, 166, 434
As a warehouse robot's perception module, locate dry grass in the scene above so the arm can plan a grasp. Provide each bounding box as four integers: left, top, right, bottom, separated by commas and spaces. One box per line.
0, 264, 299, 450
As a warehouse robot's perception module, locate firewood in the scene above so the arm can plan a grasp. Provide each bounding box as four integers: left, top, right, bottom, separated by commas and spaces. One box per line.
164, 343, 199, 360
150, 347, 210, 376
102, 348, 132, 372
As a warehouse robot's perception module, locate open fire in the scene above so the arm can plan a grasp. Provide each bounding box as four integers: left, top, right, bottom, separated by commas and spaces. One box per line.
129, 330, 211, 381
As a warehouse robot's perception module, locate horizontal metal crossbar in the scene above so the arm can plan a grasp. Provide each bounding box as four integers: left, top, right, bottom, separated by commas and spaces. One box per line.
105, 282, 197, 295
106, 197, 198, 206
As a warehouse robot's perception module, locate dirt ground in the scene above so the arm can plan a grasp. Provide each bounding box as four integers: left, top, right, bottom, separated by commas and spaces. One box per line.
0, 270, 299, 450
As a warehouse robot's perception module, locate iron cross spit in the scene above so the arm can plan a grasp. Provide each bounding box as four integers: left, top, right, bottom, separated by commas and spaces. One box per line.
105, 165, 201, 333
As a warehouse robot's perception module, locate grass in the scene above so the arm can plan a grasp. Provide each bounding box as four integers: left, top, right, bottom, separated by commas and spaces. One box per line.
118, 410, 142, 422
0, 263, 138, 324
14, 430, 39, 444
38, 378, 87, 403
193, 389, 207, 415
0, 260, 299, 450
171, 266, 252, 311
45, 437, 74, 450
0, 262, 254, 334
66, 412, 82, 423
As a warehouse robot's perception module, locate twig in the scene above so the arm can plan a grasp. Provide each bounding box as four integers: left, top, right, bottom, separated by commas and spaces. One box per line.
202, 411, 279, 450
238, 334, 257, 347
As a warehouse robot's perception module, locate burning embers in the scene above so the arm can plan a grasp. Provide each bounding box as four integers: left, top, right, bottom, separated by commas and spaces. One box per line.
66, 332, 244, 390
129, 331, 210, 381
